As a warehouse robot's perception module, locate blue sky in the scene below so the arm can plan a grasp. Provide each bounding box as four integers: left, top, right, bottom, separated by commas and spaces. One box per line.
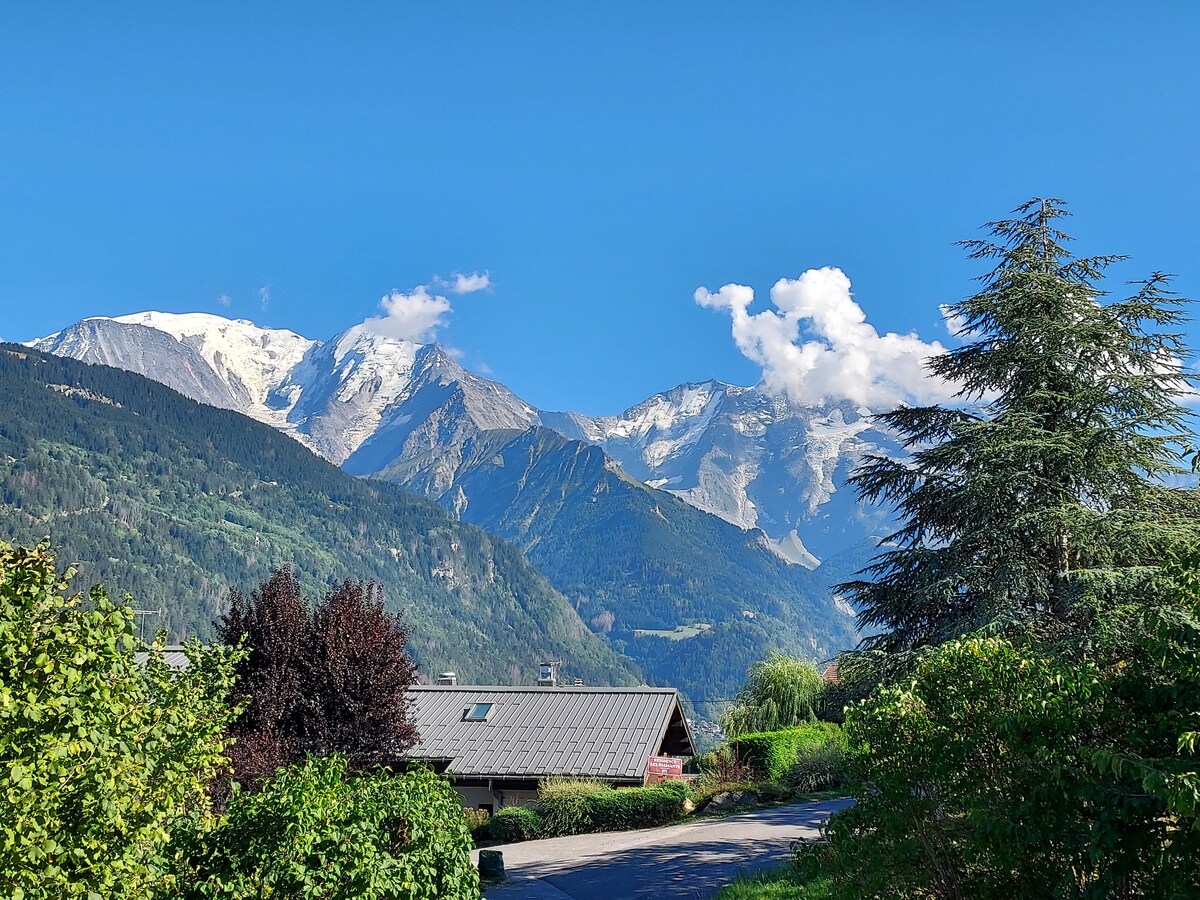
2, 3, 1198, 413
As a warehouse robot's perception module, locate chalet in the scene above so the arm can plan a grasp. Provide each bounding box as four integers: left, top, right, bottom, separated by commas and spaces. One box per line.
405, 680, 696, 811
133, 645, 191, 669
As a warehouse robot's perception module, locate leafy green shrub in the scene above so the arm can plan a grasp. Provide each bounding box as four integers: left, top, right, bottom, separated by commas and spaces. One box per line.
171, 755, 478, 899
489, 806, 544, 843
697, 745, 754, 783
693, 745, 756, 807
823, 635, 1200, 899
535, 777, 609, 836
0, 541, 243, 900
754, 780, 791, 803
463, 807, 491, 843
784, 741, 846, 793
582, 782, 691, 832
722, 653, 824, 737
732, 723, 844, 782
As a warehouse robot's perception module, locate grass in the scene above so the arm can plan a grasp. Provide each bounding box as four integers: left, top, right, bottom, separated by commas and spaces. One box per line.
631, 622, 713, 640
712, 863, 832, 899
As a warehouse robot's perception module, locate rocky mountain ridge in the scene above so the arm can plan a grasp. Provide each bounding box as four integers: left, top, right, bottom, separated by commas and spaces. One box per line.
32, 311, 899, 568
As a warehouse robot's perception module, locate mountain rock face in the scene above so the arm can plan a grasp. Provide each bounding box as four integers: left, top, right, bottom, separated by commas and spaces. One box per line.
32, 311, 888, 702
32, 314, 540, 468
378, 424, 856, 654
547, 382, 903, 566
33, 312, 897, 565
32, 313, 316, 433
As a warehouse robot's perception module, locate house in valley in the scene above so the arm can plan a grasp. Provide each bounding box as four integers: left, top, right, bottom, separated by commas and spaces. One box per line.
405, 676, 695, 811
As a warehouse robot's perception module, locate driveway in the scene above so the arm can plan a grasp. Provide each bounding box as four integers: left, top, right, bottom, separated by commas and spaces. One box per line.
476, 797, 852, 900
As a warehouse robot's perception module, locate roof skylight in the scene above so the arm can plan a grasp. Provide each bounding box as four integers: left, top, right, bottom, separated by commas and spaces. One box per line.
464, 702, 493, 721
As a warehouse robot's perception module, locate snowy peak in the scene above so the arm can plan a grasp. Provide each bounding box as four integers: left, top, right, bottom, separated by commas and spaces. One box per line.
273, 326, 425, 462
108, 311, 315, 410
560, 387, 900, 563
34, 309, 900, 570
32, 311, 510, 466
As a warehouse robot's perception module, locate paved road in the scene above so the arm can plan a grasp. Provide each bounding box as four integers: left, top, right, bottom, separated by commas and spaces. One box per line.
476, 798, 852, 900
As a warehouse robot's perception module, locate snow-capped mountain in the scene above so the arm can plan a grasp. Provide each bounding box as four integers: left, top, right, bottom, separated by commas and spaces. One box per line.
546, 383, 903, 565
30, 312, 537, 466
31, 312, 316, 433
32, 311, 899, 568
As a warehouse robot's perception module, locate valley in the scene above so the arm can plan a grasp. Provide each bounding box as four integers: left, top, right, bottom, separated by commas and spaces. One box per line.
23, 311, 887, 706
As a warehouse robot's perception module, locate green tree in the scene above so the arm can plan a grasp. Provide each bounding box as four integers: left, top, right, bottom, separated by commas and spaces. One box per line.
843, 198, 1197, 657
0, 540, 242, 900
170, 754, 479, 900
721, 651, 823, 737
809, 200, 1200, 898
821, 629, 1200, 899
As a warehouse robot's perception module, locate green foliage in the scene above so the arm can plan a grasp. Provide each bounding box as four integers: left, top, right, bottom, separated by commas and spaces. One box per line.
731, 724, 845, 783
0, 345, 637, 687
0, 540, 242, 900
824, 635, 1200, 899
697, 745, 754, 783
493, 781, 692, 841
712, 862, 832, 900
693, 746, 756, 807
462, 807, 491, 843
841, 199, 1199, 658
488, 806, 544, 844
535, 776, 611, 836
1091, 553, 1200, 821
580, 782, 691, 832
722, 653, 823, 738
783, 741, 846, 794
170, 755, 478, 900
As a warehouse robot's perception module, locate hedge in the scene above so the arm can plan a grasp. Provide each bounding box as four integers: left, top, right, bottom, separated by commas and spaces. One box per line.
581, 782, 691, 832
731, 723, 845, 782
535, 777, 610, 836
489, 806, 544, 844
171, 755, 478, 900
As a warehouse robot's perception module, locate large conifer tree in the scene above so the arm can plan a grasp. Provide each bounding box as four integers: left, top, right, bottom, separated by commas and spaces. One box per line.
843, 199, 1197, 654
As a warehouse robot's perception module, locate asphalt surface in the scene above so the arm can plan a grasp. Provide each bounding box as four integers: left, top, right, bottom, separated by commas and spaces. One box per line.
475, 797, 853, 900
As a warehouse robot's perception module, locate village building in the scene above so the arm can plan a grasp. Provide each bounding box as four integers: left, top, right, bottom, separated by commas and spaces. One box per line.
405, 677, 695, 811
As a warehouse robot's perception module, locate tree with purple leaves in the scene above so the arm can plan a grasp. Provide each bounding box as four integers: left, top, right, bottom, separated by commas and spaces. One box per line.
218, 568, 419, 786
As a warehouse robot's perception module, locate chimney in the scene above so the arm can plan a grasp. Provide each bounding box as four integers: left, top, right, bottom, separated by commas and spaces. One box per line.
436, 672, 458, 686
537, 660, 560, 687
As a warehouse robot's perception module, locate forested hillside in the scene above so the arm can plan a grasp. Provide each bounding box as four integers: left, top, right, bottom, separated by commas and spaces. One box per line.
377, 425, 857, 711
0, 345, 638, 687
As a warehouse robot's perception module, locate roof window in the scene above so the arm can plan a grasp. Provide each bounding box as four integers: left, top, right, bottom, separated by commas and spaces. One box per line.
463, 702, 493, 722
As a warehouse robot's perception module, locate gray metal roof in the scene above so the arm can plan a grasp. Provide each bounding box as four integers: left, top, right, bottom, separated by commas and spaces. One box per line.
133, 645, 191, 670
406, 685, 694, 781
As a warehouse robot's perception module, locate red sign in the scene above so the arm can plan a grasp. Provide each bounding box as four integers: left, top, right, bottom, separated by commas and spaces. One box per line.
647, 755, 683, 777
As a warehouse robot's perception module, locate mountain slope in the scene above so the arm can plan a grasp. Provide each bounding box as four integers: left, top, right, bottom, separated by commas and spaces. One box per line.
548, 382, 902, 564
29, 311, 878, 698
0, 344, 638, 687
34, 312, 896, 568
371, 425, 857, 708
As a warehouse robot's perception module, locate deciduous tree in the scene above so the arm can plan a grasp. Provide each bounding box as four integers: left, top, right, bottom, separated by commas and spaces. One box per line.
0, 540, 241, 900
218, 568, 418, 784
721, 651, 822, 737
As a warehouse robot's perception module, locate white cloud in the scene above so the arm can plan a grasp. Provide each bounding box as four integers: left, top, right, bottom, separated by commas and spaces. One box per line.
435, 271, 492, 295
217, 293, 232, 307
363, 285, 452, 343
695, 266, 953, 409
259, 286, 270, 311
939, 304, 969, 338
